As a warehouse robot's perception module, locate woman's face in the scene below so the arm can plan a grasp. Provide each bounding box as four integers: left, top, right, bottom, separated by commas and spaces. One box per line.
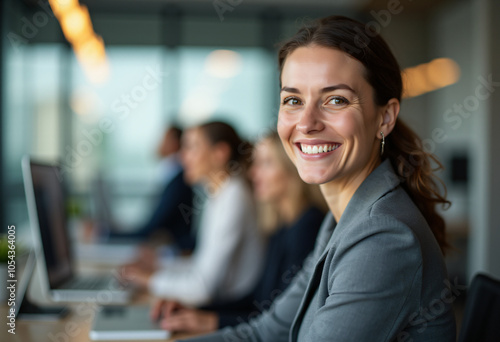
180, 128, 214, 185
250, 139, 290, 203
278, 46, 383, 186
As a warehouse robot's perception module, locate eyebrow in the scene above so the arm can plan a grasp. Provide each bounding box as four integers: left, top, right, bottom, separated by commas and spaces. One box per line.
280, 84, 356, 94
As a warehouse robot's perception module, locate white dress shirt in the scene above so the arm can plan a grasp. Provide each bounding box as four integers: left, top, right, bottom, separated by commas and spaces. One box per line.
149, 176, 264, 306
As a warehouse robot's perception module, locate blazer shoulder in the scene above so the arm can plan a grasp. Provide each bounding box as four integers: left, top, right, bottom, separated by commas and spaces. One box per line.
330, 188, 425, 272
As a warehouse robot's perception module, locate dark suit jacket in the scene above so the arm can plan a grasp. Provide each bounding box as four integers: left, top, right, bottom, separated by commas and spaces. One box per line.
181, 159, 456, 341
110, 170, 195, 250
202, 206, 324, 328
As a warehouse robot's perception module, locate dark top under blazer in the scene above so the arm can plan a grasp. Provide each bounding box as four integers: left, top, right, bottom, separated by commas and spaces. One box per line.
110, 170, 195, 250
181, 159, 456, 342
203, 206, 324, 328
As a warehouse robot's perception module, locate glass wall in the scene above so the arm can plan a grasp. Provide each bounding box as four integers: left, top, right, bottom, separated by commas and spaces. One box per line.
3, 43, 64, 242
3, 42, 278, 234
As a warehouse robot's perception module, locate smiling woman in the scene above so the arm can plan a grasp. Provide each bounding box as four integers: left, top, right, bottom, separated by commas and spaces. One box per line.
180, 15, 456, 342
277, 17, 450, 252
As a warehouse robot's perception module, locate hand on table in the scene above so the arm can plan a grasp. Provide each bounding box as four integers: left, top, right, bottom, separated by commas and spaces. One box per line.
151, 299, 219, 334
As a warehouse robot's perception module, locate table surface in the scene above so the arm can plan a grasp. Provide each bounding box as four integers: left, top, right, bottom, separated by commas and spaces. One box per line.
1, 299, 201, 342
1, 248, 201, 342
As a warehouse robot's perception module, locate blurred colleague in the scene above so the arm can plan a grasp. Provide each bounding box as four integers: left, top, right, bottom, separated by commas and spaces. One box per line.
151, 131, 326, 334
109, 125, 195, 251
123, 121, 264, 306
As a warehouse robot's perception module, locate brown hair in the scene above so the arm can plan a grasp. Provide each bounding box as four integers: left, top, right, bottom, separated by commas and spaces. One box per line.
278, 16, 450, 254
198, 121, 253, 173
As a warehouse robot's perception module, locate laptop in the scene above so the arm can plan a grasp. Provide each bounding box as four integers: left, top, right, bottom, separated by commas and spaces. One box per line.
11, 251, 68, 321
22, 156, 133, 304
89, 306, 170, 341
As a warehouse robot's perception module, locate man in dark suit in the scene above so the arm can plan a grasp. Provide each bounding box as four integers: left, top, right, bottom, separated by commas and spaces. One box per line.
110, 126, 195, 251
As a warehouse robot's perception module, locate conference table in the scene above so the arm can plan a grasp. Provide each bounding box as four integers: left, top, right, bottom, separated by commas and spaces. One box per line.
0, 289, 202, 342
1, 304, 200, 342
1, 283, 204, 342
0, 243, 202, 342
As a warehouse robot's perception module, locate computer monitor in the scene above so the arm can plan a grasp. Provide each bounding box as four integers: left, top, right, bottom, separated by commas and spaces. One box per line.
10, 251, 67, 321
22, 157, 74, 290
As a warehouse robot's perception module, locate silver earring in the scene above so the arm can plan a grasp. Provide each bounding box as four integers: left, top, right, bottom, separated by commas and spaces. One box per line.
380, 131, 385, 155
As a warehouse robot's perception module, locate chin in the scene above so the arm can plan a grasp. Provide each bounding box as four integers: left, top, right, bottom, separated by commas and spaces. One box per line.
295, 162, 335, 185
297, 170, 330, 185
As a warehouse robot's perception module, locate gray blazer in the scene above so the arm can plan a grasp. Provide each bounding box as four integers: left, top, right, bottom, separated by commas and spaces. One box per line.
180, 160, 456, 342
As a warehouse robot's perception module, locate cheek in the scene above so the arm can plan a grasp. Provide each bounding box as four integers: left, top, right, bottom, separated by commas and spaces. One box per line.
277, 111, 296, 133
256, 168, 273, 188
199, 154, 212, 171
333, 112, 361, 139
190, 151, 207, 170
265, 169, 280, 186
277, 115, 296, 158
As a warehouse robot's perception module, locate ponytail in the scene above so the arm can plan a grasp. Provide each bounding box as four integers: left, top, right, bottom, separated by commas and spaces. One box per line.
386, 119, 450, 254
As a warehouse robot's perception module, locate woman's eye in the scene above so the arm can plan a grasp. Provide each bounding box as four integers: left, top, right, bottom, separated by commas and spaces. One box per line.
283, 97, 302, 106
328, 96, 349, 106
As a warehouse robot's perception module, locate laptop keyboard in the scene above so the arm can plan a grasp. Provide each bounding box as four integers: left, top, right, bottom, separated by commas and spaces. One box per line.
64, 276, 111, 290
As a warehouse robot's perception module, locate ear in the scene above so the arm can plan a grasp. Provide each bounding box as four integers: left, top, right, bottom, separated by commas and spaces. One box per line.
379, 98, 400, 138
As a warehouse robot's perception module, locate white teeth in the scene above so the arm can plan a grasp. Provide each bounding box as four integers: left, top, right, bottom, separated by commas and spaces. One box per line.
300, 143, 339, 155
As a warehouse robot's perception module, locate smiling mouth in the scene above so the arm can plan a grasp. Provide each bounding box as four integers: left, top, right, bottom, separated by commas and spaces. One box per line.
298, 143, 341, 155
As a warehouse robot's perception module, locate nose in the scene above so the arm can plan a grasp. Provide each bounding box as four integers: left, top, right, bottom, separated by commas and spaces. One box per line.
295, 104, 324, 134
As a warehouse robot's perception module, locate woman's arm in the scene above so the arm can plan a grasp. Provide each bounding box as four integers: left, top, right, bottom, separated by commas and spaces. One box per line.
177, 214, 336, 342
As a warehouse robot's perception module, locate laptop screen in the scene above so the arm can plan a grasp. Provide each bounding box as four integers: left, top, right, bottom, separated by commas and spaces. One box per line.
28, 161, 73, 289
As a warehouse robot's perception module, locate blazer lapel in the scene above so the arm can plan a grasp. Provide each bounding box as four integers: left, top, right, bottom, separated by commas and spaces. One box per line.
290, 218, 336, 341
288, 160, 400, 341
290, 252, 327, 341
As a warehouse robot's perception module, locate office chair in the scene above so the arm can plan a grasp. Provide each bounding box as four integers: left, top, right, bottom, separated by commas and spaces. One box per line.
457, 273, 500, 342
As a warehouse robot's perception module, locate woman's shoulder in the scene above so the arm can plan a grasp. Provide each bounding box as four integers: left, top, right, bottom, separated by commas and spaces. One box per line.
331, 185, 443, 277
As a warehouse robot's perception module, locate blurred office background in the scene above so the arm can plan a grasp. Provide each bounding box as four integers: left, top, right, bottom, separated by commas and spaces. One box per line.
1, 0, 499, 287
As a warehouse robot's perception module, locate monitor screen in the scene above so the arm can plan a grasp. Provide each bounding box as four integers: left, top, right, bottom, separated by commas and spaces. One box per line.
29, 161, 73, 289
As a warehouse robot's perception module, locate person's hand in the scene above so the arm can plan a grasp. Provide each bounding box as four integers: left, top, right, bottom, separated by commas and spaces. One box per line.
150, 299, 219, 334
162, 309, 219, 333
150, 299, 185, 322
120, 264, 153, 289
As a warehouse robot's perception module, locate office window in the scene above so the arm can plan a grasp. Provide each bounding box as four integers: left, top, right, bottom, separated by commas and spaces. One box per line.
69, 47, 165, 229
3, 43, 63, 240
68, 45, 276, 230
3, 43, 278, 233
175, 46, 277, 139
